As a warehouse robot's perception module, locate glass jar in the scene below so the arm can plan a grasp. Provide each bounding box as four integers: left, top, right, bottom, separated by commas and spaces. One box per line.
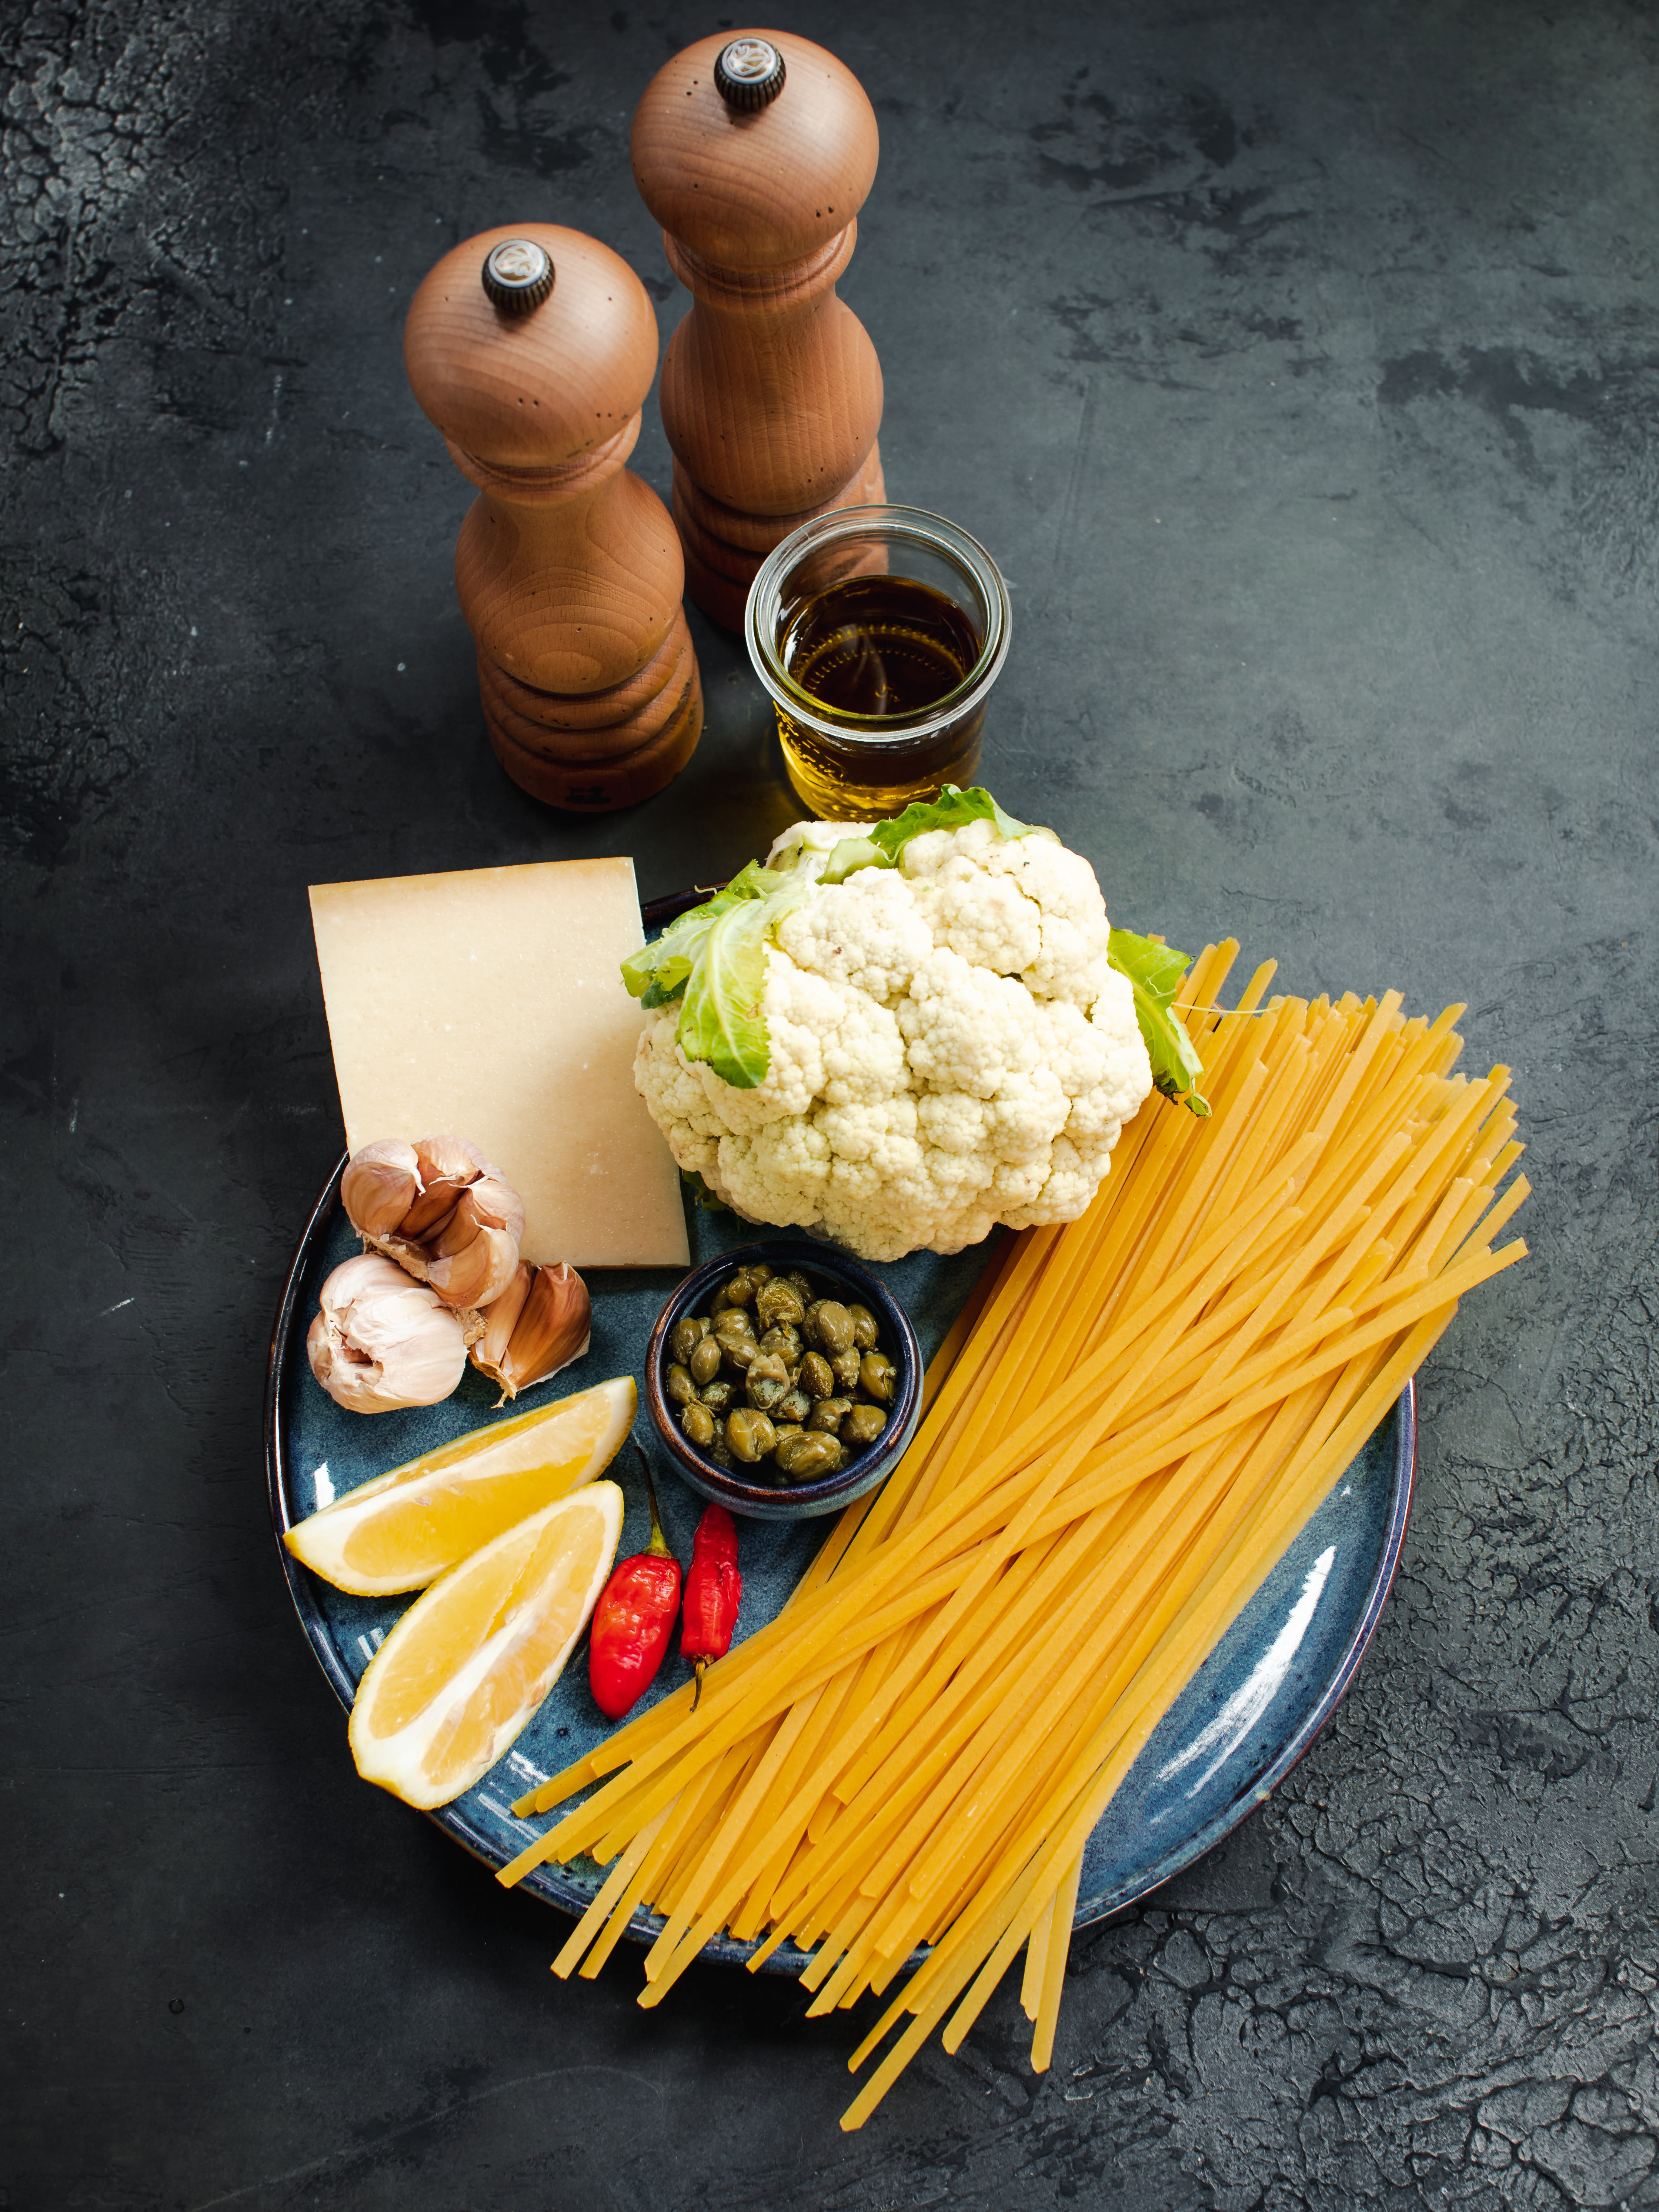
743, 503, 1012, 822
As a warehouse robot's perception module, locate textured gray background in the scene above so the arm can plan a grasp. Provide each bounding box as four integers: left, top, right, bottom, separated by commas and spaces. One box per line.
4, 0, 1656, 2205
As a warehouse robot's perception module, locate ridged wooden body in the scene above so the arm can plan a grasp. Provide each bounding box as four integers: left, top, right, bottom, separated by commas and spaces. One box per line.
632, 32, 884, 629
404, 222, 702, 810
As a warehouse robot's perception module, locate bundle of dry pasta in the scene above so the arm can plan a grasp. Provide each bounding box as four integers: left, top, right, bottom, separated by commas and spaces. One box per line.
501, 943, 1527, 2129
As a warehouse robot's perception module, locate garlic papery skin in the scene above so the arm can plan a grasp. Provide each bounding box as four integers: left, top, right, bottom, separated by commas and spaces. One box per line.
339, 1139, 423, 1240
307, 1253, 470, 1413
427, 1221, 520, 1310
469, 1261, 592, 1403
413, 1133, 485, 1186
341, 1135, 527, 1310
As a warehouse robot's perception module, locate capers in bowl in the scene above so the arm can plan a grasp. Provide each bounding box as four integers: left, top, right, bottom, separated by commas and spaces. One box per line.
727, 1406, 777, 1463
800, 1351, 835, 1401
842, 1403, 888, 1448
859, 1350, 897, 1404
775, 1430, 845, 1481
671, 1315, 708, 1364
756, 1277, 807, 1330
689, 1333, 723, 1386
658, 1255, 907, 1488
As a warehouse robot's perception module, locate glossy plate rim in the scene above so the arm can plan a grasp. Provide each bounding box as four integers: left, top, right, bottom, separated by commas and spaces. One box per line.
266, 1159, 1415, 1963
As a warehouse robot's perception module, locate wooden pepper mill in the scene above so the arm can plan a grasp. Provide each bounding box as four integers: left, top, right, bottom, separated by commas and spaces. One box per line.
631, 31, 885, 629
403, 224, 702, 810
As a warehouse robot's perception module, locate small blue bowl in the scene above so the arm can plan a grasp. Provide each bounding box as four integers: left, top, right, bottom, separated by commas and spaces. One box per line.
645, 1239, 922, 1521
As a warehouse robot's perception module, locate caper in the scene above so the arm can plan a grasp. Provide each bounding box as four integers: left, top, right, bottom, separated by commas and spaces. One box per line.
671, 1316, 705, 1364
727, 1406, 777, 1463
847, 1302, 879, 1350
799, 1351, 835, 1401
745, 1350, 791, 1411
681, 1400, 717, 1448
813, 1299, 855, 1355
775, 1430, 846, 1481
688, 1334, 723, 1386
831, 1345, 862, 1390
721, 1269, 757, 1309
714, 1310, 756, 1368
747, 1261, 774, 1286
758, 1323, 802, 1363
700, 1377, 734, 1415
842, 1402, 888, 1448
785, 1268, 812, 1298
808, 1396, 851, 1434
859, 1351, 897, 1405
709, 1435, 736, 1470
756, 1277, 806, 1330
665, 1362, 697, 1408
777, 1386, 812, 1426
770, 1421, 805, 1456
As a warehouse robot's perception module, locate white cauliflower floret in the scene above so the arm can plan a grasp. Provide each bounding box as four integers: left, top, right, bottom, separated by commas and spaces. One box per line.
635, 1008, 724, 1182
774, 869, 934, 1003
904, 816, 1115, 1008
635, 812, 1156, 1260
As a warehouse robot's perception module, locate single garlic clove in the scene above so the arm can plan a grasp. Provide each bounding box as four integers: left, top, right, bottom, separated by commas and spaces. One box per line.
426, 1222, 519, 1310
306, 1252, 468, 1413
395, 1180, 466, 1243
430, 1187, 487, 1259
511, 1261, 593, 1390
340, 1139, 422, 1239
413, 1133, 485, 1188
459, 1175, 527, 1244
468, 1261, 534, 1380
470, 1260, 591, 1402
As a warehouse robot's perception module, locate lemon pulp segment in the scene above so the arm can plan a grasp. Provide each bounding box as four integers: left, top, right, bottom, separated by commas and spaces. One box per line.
284, 1375, 634, 1595
348, 1482, 623, 1808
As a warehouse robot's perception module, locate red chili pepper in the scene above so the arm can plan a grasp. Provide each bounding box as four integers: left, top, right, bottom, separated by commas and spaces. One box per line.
680, 1503, 742, 1708
587, 1448, 681, 1721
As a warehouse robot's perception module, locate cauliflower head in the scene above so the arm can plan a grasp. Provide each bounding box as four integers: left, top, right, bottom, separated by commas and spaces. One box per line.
631, 799, 1155, 1263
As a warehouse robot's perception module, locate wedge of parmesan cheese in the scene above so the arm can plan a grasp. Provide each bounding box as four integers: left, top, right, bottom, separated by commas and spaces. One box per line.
309, 858, 688, 1269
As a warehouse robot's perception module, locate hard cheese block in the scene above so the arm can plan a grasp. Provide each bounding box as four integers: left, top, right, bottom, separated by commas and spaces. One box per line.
309, 858, 689, 1269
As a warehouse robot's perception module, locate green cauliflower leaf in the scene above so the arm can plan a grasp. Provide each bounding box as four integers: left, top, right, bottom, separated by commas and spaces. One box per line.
1108, 927, 1211, 1117
820, 784, 1057, 884
620, 862, 775, 1010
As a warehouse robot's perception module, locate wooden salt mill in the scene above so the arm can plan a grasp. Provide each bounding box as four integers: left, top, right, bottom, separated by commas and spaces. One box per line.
403, 224, 702, 810
631, 32, 885, 629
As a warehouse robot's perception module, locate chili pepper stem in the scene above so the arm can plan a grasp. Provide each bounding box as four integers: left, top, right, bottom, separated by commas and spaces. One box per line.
692, 1657, 710, 1710
635, 1443, 672, 1559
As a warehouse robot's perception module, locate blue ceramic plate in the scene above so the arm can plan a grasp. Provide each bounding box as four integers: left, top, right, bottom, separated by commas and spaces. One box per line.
266, 1164, 1414, 1965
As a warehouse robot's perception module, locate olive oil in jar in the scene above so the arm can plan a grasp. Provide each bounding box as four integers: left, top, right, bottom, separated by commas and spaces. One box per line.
772, 572, 992, 819
782, 575, 982, 718
747, 507, 1013, 822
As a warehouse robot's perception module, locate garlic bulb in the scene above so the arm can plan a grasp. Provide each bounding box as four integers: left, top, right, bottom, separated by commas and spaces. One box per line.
341, 1135, 525, 1311
469, 1261, 592, 1403
307, 1253, 470, 1414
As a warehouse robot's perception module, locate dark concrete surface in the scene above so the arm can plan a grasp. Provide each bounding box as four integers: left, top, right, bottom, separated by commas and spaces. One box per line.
5, 0, 1657, 2204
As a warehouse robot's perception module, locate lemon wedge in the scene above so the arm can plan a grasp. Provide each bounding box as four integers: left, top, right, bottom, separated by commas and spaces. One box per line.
349, 1481, 624, 1809
284, 1376, 635, 1595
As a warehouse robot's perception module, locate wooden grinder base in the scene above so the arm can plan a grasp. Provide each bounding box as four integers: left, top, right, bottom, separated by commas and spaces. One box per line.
476, 608, 703, 811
